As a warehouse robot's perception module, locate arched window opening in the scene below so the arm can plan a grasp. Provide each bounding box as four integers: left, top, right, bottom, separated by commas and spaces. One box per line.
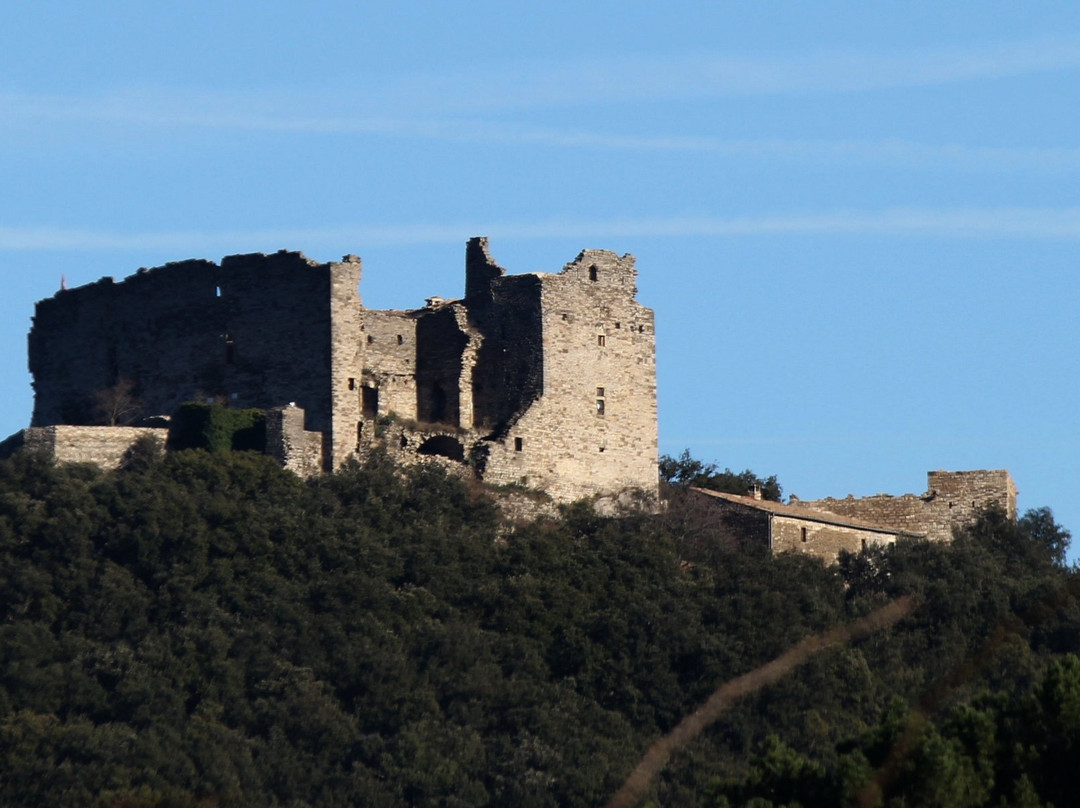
418, 435, 465, 462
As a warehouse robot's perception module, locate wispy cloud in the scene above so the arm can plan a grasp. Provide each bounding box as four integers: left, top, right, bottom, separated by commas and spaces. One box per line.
3, 35, 1079, 132
4, 207, 1080, 253
5, 89, 1080, 173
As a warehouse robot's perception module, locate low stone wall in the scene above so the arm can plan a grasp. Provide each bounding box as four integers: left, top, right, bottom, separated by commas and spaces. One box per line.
265, 406, 325, 477
794, 470, 1017, 543
4, 425, 163, 469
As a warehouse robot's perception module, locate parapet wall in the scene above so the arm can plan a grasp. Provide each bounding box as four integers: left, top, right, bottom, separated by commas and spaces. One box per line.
4, 426, 163, 469
793, 470, 1017, 543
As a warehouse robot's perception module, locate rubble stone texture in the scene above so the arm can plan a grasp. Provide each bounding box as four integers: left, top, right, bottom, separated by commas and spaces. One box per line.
26, 238, 659, 503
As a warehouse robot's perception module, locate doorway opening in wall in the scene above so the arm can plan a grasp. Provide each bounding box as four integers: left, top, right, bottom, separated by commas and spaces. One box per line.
418, 435, 465, 462
429, 384, 448, 423
362, 386, 379, 419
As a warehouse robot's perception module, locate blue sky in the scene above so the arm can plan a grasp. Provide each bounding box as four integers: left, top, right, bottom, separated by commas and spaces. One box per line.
2, 3, 1078, 554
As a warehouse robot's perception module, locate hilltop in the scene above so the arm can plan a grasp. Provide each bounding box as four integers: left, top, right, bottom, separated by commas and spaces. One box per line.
0, 447, 1075, 807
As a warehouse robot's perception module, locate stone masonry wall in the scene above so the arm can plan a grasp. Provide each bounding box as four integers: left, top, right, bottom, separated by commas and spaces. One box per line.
361, 309, 418, 425
469, 270, 545, 435
26, 238, 661, 502
16, 425, 162, 469
265, 405, 325, 477
771, 515, 897, 565
794, 470, 1017, 543
30, 260, 220, 426
482, 249, 659, 501
30, 252, 350, 441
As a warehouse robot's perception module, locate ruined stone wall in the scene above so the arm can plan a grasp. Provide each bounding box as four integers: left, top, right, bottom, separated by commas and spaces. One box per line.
328, 255, 364, 467
482, 249, 659, 501
27, 238, 661, 501
361, 309, 418, 423
12, 425, 163, 469
29, 252, 354, 444
265, 405, 324, 477
30, 260, 221, 425
416, 305, 470, 428
794, 470, 1017, 543
215, 251, 334, 434
771, 515, 897, 565
469, 272, 544, 435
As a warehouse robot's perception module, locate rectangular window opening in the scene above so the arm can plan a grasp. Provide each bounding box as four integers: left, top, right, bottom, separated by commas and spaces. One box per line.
800, 527, 808, 543
348, 377, 356, 391
514, 437, 523, 452
596, 399, 605, 415
597, 334, 606, 347
362, 386, 379, 418
596, 387, 605, 397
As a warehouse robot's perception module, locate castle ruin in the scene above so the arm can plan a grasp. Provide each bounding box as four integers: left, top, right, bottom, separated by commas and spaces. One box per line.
23, 237, 660, 503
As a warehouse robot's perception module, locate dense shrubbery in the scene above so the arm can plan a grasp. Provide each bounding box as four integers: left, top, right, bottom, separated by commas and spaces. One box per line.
167, 403, 266, 453
0, 448, 1075, 806
660, 449, 783, 501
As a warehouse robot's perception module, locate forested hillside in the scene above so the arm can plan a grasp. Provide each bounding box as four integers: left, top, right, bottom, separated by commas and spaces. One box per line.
0, 448, 1076, 807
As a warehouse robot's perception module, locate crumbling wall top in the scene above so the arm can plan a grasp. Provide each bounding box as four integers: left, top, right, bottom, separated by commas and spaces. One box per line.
465, 236, 507, 302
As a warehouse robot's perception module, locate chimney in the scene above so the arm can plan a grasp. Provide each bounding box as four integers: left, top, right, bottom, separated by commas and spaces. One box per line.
750, 484, 763, 500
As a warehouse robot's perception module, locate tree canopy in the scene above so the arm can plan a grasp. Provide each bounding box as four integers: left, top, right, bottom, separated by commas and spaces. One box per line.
0, 448, 1074, 806
660, 449, 783, 501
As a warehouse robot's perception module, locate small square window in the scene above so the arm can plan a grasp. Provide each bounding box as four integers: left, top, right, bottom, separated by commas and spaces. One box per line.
367, 335, 375, 344
596, 387, 604, 397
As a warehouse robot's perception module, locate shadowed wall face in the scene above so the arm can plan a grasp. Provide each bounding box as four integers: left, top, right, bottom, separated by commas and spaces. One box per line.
29, 252, 351, 435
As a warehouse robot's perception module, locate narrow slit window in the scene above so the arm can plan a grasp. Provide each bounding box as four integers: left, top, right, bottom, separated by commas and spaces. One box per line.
397, 334, 404, 345
597, 334, 606, 347
596, 399, 605, 415
348, 377, 356, 390
514, 437, 523, 452
800, 527, 808, 543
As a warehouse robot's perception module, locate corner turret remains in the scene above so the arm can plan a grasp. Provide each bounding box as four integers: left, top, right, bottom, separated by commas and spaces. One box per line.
22, 238, 660, 503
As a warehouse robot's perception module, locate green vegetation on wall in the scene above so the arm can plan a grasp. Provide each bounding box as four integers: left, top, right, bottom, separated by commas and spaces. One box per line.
167, 402, 267, 453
